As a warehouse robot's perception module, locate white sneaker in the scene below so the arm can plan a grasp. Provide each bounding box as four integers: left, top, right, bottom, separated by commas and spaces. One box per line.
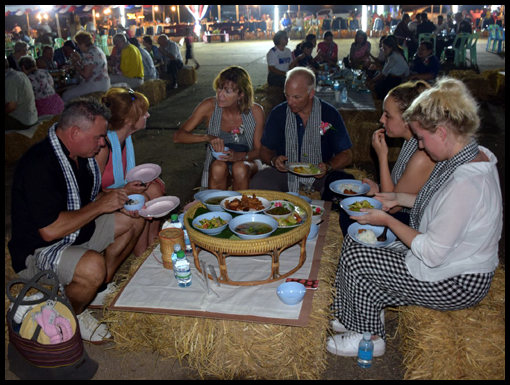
88, 282, 117, 308
330, 318, 350, 333
77, 309, 111, 344
326, 331, 386, 357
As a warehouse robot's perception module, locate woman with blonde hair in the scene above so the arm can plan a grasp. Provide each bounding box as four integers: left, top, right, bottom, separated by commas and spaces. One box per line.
96, 87, 165, 257
328, 78, 502, 358
174, 66, 264, 190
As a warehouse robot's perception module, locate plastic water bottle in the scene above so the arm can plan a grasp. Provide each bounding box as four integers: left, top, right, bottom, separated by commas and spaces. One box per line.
169, 214, 181, 228
333, 80, 340, 91
171, 244, 181, 277
341, 87, 348, 103
174, 250, 192, 287
357, 332, 374, 368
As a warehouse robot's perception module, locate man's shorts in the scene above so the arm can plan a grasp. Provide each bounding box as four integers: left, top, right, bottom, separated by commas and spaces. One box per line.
18, 214, 116, 285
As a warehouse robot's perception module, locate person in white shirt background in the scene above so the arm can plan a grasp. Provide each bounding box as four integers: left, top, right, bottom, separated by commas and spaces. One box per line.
266, 30, 302, 87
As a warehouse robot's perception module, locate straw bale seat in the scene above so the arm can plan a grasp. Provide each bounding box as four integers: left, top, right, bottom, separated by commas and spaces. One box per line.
178, 65, 197, 86
449, 68, 506, 104
134, 79, 167, 106
5, 115, 59, 163
398, 267, 505, 380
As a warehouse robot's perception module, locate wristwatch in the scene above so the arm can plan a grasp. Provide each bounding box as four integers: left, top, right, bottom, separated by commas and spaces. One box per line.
325, 161, 333, 174
270, 155, 277, 168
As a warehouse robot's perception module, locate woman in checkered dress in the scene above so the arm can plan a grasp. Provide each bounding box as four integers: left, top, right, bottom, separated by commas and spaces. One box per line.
328, 78, 503, 357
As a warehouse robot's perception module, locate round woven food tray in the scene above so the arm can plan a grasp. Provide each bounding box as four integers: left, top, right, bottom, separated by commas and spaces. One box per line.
184, 190, 312, 255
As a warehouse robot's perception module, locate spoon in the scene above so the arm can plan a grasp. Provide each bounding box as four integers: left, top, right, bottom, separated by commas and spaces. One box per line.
377, 227, 389, 242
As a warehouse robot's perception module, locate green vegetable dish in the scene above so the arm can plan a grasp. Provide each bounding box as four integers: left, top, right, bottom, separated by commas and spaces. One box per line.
348, 200, 374, 212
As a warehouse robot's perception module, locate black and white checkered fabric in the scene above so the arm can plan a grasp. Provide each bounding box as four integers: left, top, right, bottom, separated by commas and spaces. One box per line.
285, 96, 322, 192
409, 140, 479, 229
332, 236, 494, 341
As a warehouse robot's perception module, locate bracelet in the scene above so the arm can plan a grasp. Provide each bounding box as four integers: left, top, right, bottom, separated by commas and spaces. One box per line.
325, 161, 333, 174
270, 155, 277, 168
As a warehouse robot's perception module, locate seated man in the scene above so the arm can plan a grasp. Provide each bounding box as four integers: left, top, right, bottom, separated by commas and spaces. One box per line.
250, 67, 354, 200
109, 33, 144, 88
5, 57, 38, 131
8, 98, 145, 343
156, 34, 183, 89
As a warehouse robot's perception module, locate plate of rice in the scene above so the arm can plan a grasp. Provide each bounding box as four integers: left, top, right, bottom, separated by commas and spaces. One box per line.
329, 179, 370, 196
347, 223, 396, 248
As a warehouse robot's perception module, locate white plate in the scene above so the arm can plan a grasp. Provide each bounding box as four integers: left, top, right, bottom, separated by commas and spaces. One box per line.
347, 223, 396, 248
329, 179, 370, 196
126, 163, 162, 184
220, 195, 271, 215
285, 162, 323, 177
139, 196, 180, 218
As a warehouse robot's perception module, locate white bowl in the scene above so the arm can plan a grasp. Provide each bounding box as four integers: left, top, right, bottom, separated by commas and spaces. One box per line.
310, 205, 325, 224
307, 223, 319, 240
340, 197, 383, 217
201, 191, 241, 212
276, 282, 307, 305
229, 214, 278, 240
264, 200, 295, 220
211, 146, 230, 160
124, 194, 145, 211
329, 179, 370, 196
192, 212, 232, 235
221, 195, 271, 215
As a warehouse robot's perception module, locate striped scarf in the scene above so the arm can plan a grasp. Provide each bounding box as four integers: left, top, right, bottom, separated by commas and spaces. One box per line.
201, 102, 257, 188
106, 130, 136, 189
35, 123, 101, 271
285, 96, 322, 192
409, 140, 479, 229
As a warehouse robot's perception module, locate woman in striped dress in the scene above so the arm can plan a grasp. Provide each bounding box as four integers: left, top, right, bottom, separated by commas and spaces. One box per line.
174, 66, 265, 190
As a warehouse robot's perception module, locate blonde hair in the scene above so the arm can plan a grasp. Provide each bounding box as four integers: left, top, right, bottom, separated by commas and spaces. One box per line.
387, 80, 431, 114
101, 88, 149, 131
212, 66, 254, 114
74, 31, 94, 47
402, 77, 480, 140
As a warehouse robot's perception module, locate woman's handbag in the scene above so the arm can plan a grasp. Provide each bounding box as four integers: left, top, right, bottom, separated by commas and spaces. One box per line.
6, 270, 99, 380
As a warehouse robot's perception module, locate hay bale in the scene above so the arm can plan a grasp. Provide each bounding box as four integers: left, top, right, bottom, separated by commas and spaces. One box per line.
135, 79, 167, 106
178, 65, 197, 86
5, 116, 60, 163
104, 211, 343, 380
448, 70, 489, 102
481, 69, 506, 103
398, 267, 505, 380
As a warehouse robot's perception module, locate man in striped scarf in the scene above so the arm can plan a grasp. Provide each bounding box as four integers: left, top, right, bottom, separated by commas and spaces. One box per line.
9, 98, 145, 343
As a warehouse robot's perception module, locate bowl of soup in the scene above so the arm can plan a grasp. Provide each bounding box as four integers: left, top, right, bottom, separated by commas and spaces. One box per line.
264, 200, 295, 220
201, 190, 241, 212
229, 213, 278, 240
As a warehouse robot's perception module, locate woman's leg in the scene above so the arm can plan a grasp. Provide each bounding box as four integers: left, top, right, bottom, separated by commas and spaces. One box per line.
231, 160, 258, 190
208, 160, 229, 190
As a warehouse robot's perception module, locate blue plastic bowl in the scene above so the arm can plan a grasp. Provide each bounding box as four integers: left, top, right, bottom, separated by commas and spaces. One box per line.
124, 194, 145, 212
229, 214, 278, 240
192, 212, 232, 235
307, 223, 319, 240
340, 197, 383, 217
211, 146, 230, 160
329, 179, 370, 196
201, 190, 241, 212
276, 282, 307, 305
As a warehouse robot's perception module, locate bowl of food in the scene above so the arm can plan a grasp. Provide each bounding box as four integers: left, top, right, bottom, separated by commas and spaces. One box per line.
329, 179, 370, 196
348, 223, 396, 247
192, 212, 232, 236
211, 146, 230, 160
310, 205, 325, 224
221, 194, 270, 215
229, 213, 278, 240
124, 194, 145, 212
276, 282, 307, 305
264, 200, 295, 220
201, 190, 241, 212
340, 197, 382, 217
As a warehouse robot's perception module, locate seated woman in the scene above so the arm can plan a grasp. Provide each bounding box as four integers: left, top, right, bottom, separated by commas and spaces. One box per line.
328, 78, 502, 358
339, 80, 436, 234
368, 36, 409, 100
19, 55, 64, 116
174, 66, 264, 191
96, 88, 165, 257
408, 41, 440, 83
62, 31, 111, 103
344, 30, 371, 70
317, 31, 338, 67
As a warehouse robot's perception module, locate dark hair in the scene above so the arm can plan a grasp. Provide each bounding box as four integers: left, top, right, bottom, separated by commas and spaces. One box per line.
323, 31, 333, 40
383, 35, 404, 56
354, 30, 368, 45
420, 41, 434, 52
59, 98, 111, 131
387, 80, 431, 113
273, 30, 288, 46
297, 40, 314, 52
142, 36, 154, 46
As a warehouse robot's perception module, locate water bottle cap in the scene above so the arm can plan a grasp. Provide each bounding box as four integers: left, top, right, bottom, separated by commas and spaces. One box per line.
176, 250, 186, 259
173, 244, 181, 251
171, 214, 178, 220
363, 332, 372, 340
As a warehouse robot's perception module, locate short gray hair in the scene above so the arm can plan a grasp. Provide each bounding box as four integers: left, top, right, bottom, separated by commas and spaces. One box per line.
19, 55, 37, 71
59, 98, 111, 131
113, 33, 127, 44
285, 67, 316, 94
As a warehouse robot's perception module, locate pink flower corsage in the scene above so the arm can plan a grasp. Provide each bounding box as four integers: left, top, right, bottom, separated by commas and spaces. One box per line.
319, 121, 335, 136
232, 125, 245, 142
